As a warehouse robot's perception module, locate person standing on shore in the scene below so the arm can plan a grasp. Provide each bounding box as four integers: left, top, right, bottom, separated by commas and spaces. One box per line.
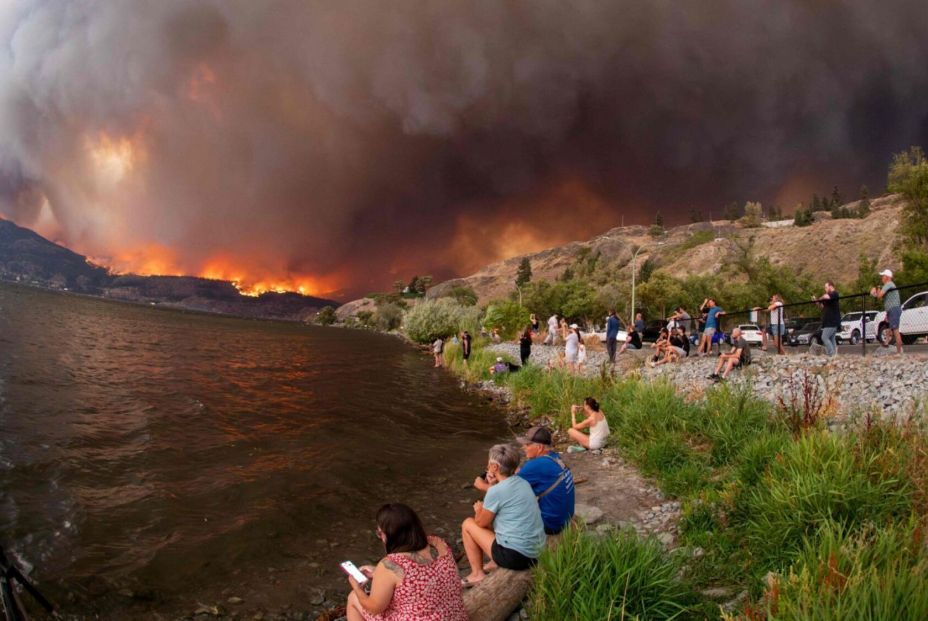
432, 336, 444, 367
757, 294, 785, 354
605, 309, 620, 363
545, 314, 559, 346
814, 282, 840, 357
530, 313, 540, 335
460, 331, 472, 364
564, 324, 580, 372
697, 299, 725, 356
519, 325, 533, 365
872, 269, 904, 354
634, 312, 645, 335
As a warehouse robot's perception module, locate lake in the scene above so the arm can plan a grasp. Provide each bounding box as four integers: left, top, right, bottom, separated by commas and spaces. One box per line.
0, 283, 507, 618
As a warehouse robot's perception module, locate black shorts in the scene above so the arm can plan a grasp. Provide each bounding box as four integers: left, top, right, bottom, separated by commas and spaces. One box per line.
491, 540, 537, 571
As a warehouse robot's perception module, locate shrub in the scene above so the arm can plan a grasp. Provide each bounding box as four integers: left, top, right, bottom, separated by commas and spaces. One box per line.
374, 302, 403, 331
887, 145, 928, 247
402, 298, 470, 343
483, 299, 530, 338
530, 526, 698, 620
314, 305, 337, 325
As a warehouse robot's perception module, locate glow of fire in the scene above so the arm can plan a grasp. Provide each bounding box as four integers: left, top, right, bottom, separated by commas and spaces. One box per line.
199, 257, 335, 297
86, 133, 141, 187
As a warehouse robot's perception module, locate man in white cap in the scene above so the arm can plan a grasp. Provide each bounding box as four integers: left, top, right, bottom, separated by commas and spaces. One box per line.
872, 269, 903, 354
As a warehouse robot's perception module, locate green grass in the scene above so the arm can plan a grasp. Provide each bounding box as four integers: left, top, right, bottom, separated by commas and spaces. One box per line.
448, 342, 928, 619
530, 526, 702, 620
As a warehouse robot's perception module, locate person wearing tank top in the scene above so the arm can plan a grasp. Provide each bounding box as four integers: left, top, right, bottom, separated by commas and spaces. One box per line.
567, 397, 611, 450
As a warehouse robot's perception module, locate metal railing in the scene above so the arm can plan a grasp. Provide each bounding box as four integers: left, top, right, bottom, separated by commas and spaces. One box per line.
655, 281, 928, 356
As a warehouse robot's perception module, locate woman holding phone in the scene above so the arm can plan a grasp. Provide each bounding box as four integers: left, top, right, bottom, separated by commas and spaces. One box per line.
344, 503, 467, 621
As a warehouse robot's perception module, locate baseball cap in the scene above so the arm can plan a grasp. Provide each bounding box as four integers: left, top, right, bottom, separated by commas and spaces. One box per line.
496, 357, 503, 362
569, 323, 579, 329
517, 426, 552, 446
879, 269, 893, 278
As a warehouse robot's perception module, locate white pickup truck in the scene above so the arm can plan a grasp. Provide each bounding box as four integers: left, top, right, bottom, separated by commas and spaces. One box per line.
836, 311, 878, 345
873, 291, 928, 345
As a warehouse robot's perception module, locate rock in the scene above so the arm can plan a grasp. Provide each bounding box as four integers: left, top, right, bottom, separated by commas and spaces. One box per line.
657, 532, 674, 546
193, 603, 222, 617
227, 597, 244, 605
702, 586, 734, 599
309, 589, 326, 606
574, 503, 604, 525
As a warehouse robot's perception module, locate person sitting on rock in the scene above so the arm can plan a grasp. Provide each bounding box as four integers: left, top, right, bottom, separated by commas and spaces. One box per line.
473, 427, 575, 537
656, 326, 689, 365
461, 444, 546, 587
708, 327, 751, 381
567, 397, 611, 451
345, 503, 467, 621
618, 325, 643, 355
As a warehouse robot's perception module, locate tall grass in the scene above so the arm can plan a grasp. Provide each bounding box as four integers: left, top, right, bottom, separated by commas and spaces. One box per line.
755, 520, 928, 620
530, 526, 700, 621
446, 342, 928, 619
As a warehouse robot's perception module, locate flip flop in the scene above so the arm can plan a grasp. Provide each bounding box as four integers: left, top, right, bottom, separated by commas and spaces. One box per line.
461, 576, 485, 589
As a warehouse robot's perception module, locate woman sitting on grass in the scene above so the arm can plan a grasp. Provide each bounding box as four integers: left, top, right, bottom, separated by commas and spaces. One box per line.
345, 503, 467, 621
567, 397, 610, 451
460, 443, 546, 587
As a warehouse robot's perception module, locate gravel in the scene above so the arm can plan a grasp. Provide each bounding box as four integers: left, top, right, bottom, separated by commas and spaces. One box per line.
487, 343, 928, 421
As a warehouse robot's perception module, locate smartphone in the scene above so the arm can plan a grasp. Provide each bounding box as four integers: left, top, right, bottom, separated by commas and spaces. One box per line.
340, 560, 369, 584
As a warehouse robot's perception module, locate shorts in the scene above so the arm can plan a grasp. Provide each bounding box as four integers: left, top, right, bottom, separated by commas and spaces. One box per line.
491, 540, 537, 571
768, 324, 785, 336
887, 306, 902, 330
703, 327, 716, 338
673, 346, 687, 358
565, 352, 578, 363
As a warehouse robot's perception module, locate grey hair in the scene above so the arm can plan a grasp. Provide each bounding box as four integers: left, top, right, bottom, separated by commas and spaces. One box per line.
488, 443, 523, 476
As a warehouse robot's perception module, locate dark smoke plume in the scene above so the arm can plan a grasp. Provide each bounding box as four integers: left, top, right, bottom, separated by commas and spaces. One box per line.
1, 0, 927, 298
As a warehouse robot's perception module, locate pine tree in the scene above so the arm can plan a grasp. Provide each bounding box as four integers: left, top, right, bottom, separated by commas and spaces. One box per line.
857, 185, 871, 218
831, 185, 842, 209
515, 257, 532, 288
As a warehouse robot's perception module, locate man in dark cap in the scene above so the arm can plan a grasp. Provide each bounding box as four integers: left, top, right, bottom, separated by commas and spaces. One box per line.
517, 427, 575, 535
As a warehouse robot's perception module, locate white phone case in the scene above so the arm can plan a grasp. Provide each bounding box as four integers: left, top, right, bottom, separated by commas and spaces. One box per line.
340, 561, 369, 584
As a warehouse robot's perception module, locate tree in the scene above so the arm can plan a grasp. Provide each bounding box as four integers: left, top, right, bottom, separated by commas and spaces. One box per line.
315, 306, 337, 326
415, 275, 433, 295
857, 185, 871, 218
515, 257, 533, 288
393, 280, 406, 294
723, 202, 741, 221
446, 285, 478, 306
689, 209, 704, 223
810, 194, 824, 213
831, 186, 842, 210
649, 212, 664, 237
403, 298, 470, 343
742, 201, 763, 227
887, 146, 928, 248
793, 206, 814, 227
483, 300, 530, 338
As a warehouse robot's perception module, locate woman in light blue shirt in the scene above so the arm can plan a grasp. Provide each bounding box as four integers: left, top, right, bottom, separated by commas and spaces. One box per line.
460, 444, 546, 588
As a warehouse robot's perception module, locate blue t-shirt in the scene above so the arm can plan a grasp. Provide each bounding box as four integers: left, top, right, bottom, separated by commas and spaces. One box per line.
483, 476, 546, 558
518, 453, 575, 532
606, 315, 621, 340
706, 307, 724, 329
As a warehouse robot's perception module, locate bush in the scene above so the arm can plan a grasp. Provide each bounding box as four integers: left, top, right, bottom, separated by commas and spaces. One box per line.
888, 146, 928, 247
315, 305, 337, 325
402, 298, 470, 343
374, 302, 403, 331
483, 299, 530, 338
530, 526, 698, 620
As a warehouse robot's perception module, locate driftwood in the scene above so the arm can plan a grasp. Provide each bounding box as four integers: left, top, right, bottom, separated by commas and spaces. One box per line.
463, 568, 534, 621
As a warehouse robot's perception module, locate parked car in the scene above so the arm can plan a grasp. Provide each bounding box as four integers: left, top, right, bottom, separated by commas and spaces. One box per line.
784, 317, 812, 346
836, 311, 879, 345
736, 324, 763, 346
873, 291, 928, 345
593, 320, 628, 344
790, 321, 823, 346
640, 319, 668, 343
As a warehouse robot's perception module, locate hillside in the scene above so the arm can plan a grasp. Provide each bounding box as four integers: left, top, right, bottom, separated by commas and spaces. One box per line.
425, 194, 904, 303
0, 217, 338, 321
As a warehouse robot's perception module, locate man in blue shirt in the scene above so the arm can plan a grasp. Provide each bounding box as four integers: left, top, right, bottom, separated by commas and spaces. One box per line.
697, 298, 726, 356
516, 426, 575, 535
605, 309, 621, 363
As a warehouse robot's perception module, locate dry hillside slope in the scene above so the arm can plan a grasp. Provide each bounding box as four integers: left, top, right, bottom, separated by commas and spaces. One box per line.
338, 194, 904, 314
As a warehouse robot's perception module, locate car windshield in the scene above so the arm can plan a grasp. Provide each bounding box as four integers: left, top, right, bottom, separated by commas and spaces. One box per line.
841, 313, 861, 321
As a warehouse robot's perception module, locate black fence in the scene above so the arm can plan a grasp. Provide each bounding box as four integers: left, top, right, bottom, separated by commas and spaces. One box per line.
655, 281, 928, 356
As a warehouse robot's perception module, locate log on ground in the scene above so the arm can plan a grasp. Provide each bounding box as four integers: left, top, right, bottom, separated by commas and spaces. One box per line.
463, 568, 533, 621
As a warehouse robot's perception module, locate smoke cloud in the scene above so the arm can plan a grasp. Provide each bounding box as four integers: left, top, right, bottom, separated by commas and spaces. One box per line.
0, 0, 926, 298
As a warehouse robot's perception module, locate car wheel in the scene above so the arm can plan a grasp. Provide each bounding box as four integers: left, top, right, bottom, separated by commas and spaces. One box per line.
850, 330, 860, 345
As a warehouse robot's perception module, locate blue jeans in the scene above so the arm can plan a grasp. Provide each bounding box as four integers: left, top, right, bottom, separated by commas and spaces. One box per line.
821, 327, 838, 356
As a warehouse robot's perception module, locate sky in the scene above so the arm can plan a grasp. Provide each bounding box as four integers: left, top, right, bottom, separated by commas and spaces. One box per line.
0, 0, 926, 300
